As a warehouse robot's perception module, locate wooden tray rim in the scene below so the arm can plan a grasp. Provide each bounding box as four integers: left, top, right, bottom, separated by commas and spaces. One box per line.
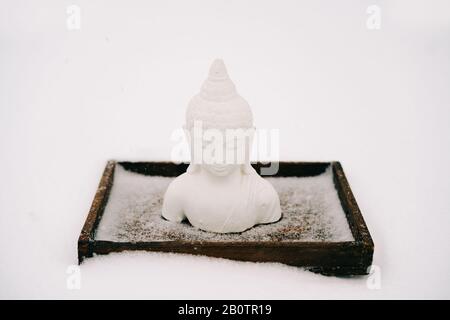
78, 160, 374, 275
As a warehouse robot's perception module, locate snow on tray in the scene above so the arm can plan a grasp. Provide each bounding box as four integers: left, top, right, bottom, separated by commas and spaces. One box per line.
95, 164, 354, 242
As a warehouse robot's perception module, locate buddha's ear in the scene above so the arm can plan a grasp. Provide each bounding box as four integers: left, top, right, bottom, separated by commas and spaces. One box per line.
183, 125, 191, 143
241, 163, 256, 175
183, 125, 198, 174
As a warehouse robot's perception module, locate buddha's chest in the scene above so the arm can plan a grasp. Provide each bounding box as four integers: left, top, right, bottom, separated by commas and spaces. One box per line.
183, 184, 257, 232
185, 186, 247, 215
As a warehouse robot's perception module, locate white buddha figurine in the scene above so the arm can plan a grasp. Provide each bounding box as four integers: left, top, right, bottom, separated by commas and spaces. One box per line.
162, 59, 281, 233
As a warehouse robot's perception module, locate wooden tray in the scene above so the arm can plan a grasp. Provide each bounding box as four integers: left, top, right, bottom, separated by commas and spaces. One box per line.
78, 161, 374, 276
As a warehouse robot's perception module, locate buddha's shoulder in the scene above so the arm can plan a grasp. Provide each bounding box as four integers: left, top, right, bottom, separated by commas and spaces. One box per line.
248, 174, 281, 222
248, 174, 279, 200
165, 173, 193, 196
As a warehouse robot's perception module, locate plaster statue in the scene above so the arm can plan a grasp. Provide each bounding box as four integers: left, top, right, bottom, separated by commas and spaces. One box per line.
162, 59, 281, 233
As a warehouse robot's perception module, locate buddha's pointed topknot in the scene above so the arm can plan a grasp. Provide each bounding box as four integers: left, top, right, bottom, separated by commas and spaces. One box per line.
198, 58, 237, 102
208, 59, 229, 80
186, 59, 253, 129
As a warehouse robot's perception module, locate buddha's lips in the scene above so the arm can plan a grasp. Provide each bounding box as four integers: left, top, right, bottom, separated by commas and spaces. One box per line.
209, 164, 228, 171
205, 164, 237, 176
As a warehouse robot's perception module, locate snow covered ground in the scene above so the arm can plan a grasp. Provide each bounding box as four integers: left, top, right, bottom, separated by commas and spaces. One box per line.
1, 0, 450, 299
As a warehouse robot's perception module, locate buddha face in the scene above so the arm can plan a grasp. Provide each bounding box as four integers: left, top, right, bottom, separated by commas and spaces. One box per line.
200, 132, 244, 176
186, 124, 254, 177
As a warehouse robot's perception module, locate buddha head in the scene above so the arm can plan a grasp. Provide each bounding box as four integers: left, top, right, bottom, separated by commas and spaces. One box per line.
185, 59, 255, 177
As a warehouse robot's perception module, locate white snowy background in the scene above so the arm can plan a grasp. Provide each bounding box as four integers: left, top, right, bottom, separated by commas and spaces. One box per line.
1, 0, 450, 299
